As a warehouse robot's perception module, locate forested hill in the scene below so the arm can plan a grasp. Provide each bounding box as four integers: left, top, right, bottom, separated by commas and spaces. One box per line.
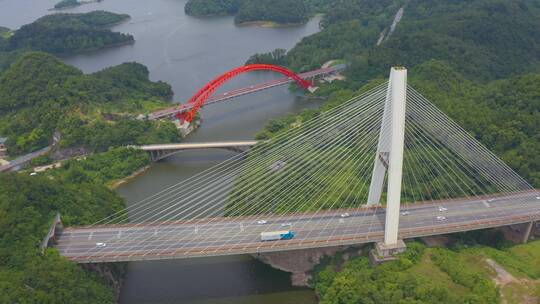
185, 0, 309, 25
0, 52, 179, 156
0, 26, 10, 51
184, 0, 242, 17
5, 11, 132, 55
251, 0, 540, 187
286, 0, 540, 81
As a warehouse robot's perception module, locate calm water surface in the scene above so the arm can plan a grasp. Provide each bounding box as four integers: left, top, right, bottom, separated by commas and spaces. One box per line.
0, 0, 321, 302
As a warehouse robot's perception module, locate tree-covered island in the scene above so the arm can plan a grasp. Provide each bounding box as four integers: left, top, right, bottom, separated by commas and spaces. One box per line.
6, 11, 132, 55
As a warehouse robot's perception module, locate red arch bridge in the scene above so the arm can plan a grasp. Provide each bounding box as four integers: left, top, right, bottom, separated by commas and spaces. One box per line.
146, 64, 344, 122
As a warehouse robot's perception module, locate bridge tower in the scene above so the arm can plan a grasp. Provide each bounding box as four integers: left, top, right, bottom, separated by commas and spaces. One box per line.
367, 67, 408, 260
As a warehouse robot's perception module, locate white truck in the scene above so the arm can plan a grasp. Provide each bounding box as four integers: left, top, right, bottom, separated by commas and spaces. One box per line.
260, 230, 295, 241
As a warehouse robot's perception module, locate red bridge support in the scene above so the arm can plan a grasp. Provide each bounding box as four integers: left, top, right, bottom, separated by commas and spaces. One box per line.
176, 64, 312, 123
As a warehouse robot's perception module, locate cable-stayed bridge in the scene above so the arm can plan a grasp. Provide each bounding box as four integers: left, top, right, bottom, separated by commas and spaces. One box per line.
53, 67, 540, 263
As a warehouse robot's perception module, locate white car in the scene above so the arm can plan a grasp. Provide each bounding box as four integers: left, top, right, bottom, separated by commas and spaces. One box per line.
438, 206, 447, 212
487, 198, 495, 202
256, 220, 267, 225
401, 211, 410, 216
436, 216, 446, 221
280, 223, 292, 227
340, 213, 350, 218
536, 196, 540, 200
95, 242, 106, 247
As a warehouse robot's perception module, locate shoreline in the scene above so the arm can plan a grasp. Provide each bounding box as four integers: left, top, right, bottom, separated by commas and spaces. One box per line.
57, 38, 134, 58
236, 20, 306, 28
109, 164, 151, 189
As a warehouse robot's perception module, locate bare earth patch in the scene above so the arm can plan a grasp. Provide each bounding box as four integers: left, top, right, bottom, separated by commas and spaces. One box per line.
485, 258, 539, 304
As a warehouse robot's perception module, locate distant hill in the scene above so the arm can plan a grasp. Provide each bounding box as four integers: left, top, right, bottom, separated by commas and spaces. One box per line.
185, 0, 309, 25
286, 0, 540, 81
54, 0, 104, 10
184, 0, 242, 17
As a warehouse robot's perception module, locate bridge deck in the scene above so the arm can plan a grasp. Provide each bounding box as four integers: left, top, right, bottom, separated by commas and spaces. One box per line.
137, 141, 259, 151
56, 192, 540, 263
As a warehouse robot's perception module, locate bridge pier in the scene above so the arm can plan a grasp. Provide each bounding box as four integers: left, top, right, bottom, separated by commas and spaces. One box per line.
521, 221, 535, 244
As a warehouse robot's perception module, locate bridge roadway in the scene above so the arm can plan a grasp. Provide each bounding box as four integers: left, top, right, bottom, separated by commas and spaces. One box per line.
56, 191, 540, 263
147, 65, 344, 120
136, 141, 259, 152
135, 141, 259, 161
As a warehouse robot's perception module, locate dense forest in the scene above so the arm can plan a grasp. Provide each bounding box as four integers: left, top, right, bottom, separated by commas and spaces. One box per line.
185, 0, 310, 25
235, 0, 309, 25
0, 53, 172, 302
0, 148, 148, 302
4, 11, 132, 55
0, 28, 9, 54
250, 0, 540, 188
313, 237, 540, 304
246, 48, 287, 65
184, 0, 242, 17
0, 52, 179, 155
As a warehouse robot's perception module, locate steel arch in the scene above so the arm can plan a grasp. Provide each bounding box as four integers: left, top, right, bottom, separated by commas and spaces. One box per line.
177, 64, 312, 122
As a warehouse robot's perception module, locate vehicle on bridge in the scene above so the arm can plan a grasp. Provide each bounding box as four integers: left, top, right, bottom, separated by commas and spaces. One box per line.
260, 230, 295, 241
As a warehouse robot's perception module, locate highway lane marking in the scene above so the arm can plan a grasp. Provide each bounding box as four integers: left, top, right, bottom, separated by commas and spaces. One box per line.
55, 223, 386, 251
57, 206, 531, 248
58, 207, 531, 249
60, 231, 380, 255
58, 222, 399, 254
62, 213, 540, 258
56, 200, 540, 246
60, 212, 540, 256
61, 198, 538, 236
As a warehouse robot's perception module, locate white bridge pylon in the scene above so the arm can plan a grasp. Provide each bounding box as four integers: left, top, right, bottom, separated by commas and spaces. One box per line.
367, 67, 408, 246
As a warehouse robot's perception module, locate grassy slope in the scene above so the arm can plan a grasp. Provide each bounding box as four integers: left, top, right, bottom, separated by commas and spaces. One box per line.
313, 240, 540, 304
